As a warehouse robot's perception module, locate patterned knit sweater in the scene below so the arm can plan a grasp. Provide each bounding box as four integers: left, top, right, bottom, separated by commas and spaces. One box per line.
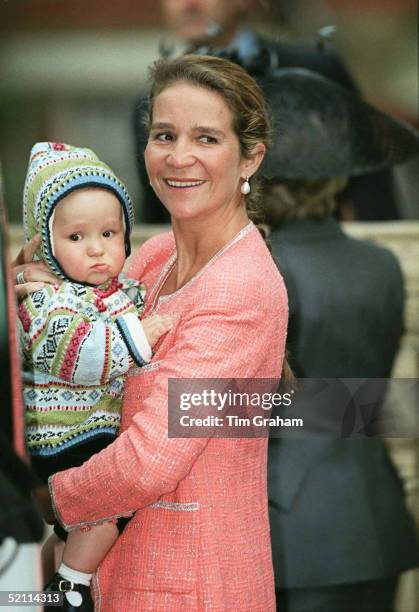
18, 275, 150, 456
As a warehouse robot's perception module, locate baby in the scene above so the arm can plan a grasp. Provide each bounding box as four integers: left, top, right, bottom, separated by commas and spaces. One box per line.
18, 142, 173, 610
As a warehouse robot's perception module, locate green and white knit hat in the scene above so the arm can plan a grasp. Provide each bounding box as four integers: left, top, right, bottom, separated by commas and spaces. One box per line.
23, 142, 134, 280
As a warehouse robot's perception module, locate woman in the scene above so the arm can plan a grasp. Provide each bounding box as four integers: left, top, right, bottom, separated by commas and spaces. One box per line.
14, 55, 288, 610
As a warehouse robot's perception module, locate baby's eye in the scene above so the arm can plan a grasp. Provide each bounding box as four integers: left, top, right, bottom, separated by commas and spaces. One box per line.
102, 230, 115, 238
69, 233, 82, 242
199, 135, 217, 144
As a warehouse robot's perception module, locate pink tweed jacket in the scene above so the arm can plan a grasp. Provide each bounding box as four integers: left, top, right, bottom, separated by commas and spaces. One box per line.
50, 222, 288, 611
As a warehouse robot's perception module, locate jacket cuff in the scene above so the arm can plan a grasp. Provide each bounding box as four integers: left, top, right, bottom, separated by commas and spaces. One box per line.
48, 474, 135, 532
116, 312, 152, 366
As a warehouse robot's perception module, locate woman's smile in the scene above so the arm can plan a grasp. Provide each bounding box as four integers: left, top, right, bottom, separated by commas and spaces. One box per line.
164, 178, 208, 189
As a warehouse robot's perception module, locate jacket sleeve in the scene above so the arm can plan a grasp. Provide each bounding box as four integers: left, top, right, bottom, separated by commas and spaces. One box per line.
49, 286, 286, 530
18, 286, 152, 386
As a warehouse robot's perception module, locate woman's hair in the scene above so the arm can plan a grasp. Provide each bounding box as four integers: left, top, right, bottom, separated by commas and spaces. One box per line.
263, 177, 348, 229
145, 54, 272, 228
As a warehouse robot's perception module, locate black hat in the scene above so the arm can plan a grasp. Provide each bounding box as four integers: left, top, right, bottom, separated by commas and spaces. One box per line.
258, 68, 419, 180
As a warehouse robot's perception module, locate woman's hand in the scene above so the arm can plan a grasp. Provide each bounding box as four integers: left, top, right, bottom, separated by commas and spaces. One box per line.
11, 234, 60, 298
33, 484, 56, 525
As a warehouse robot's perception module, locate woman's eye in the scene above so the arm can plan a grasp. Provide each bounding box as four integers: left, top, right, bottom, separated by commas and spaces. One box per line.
155, 133, 173, 142
102, 230, 114, 238
69, 234, 81, 242
199, 135, 217, 144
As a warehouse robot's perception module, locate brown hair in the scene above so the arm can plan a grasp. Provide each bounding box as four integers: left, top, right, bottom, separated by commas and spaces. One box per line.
263, 177, 348, 228
145, 54, 271, 229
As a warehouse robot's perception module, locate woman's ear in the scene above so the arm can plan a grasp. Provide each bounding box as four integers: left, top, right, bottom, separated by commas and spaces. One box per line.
241, 143, 266, 179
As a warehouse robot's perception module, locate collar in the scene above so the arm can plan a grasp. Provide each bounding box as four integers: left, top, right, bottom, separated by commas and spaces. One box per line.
269, 217, 345, 243
92, 276, 123, 298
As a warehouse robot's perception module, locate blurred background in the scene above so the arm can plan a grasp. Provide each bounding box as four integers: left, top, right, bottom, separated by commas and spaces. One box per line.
0, 2, 418, 609
0, 0, 417, 223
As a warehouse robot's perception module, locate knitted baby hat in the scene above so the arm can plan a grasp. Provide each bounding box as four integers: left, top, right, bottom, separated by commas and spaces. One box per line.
23, 142, 134, 280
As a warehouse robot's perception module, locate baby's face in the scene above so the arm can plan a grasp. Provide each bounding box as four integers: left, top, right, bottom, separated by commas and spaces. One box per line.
52, 188, 126, 285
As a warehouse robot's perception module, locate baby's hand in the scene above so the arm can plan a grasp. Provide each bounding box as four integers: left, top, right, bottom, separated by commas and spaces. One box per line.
142, 314, 177, 348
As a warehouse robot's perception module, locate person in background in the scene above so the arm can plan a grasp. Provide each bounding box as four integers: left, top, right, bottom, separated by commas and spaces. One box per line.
160, 0, 253, 49
261, 67, 419, 612
133, 0, 399, 222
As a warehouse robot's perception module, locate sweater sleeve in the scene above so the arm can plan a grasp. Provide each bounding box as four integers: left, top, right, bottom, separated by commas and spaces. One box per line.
49, 284, 286, 530
18, 286, 152, 386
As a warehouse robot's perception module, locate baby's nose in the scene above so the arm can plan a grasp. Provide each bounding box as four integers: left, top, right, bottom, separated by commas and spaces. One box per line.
87, 238, 105, 256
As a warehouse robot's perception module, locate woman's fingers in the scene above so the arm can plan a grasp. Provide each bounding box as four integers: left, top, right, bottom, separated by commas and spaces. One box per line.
12, 235, 59, 297
14, 262, 59, 285
15, 282, 46, 299
12, 234, 41, 267
12, 260, 60, 299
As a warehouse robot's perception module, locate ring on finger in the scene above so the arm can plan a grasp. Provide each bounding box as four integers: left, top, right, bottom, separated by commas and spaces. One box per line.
16, 270, 26, 285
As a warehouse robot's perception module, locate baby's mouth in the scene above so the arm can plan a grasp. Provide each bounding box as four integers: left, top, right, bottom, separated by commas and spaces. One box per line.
91, 264, 109, 271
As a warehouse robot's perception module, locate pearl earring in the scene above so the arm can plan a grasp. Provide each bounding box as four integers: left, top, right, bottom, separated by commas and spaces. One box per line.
241, 176, 251, 195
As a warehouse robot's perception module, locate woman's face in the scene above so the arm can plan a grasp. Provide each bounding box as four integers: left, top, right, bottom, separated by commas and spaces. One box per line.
145, 82, 257, 222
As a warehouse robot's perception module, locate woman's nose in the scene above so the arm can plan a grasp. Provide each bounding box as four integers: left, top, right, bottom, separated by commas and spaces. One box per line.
166, 140, 195, 168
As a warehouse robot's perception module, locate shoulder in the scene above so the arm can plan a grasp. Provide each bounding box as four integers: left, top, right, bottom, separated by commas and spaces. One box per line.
17, 282, 84, 334
273, 223, 403, 292
199, 225, 288, 314
347, 234, 403, 281
128, 231, 175, 281
20, 281, 93, 314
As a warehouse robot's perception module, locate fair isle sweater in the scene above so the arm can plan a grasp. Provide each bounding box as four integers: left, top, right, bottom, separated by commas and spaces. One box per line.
18, 275, 151, 457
